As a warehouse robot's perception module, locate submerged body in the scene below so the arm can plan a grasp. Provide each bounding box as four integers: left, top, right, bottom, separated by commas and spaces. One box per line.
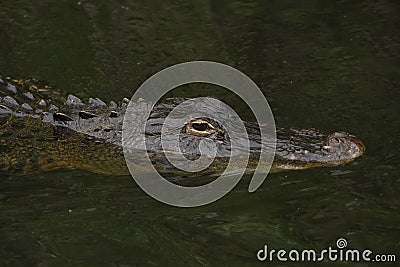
0, 75, 365, 176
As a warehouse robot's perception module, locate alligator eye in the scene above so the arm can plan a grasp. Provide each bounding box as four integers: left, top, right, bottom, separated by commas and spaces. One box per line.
192, 122, 209, 131
186, 118, 218, 137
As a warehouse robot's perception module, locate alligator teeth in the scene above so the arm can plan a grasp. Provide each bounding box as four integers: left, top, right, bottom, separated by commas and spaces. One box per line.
53, 112, 74, 122
2, 96, 19, 107
79, 110, 97, 119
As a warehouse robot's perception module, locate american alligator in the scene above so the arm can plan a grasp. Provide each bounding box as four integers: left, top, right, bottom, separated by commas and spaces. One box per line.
0, 75, 365, 177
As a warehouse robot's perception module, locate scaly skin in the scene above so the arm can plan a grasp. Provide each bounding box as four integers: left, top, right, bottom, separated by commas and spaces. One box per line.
0, 75, 365, 176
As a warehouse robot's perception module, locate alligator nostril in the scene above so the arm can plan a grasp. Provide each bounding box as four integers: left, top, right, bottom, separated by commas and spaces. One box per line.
334, 137, 341, 143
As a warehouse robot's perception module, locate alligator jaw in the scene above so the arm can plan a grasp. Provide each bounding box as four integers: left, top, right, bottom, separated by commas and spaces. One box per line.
271, 131, 365, 172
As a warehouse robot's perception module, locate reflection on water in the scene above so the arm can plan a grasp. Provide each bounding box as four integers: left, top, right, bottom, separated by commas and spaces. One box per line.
1, 0, 399, 265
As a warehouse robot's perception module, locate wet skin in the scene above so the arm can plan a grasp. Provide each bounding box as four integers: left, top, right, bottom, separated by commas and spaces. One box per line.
0, 75, 365, 176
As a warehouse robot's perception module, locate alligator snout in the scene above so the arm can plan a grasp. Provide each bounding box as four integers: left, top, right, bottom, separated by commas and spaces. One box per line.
324, 131, 366, 161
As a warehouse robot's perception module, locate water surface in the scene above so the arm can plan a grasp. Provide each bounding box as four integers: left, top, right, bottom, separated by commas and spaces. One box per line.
1, 1, 399, 266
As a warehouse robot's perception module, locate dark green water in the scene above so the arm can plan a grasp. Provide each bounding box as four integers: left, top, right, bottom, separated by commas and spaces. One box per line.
1, 1, 399, 266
